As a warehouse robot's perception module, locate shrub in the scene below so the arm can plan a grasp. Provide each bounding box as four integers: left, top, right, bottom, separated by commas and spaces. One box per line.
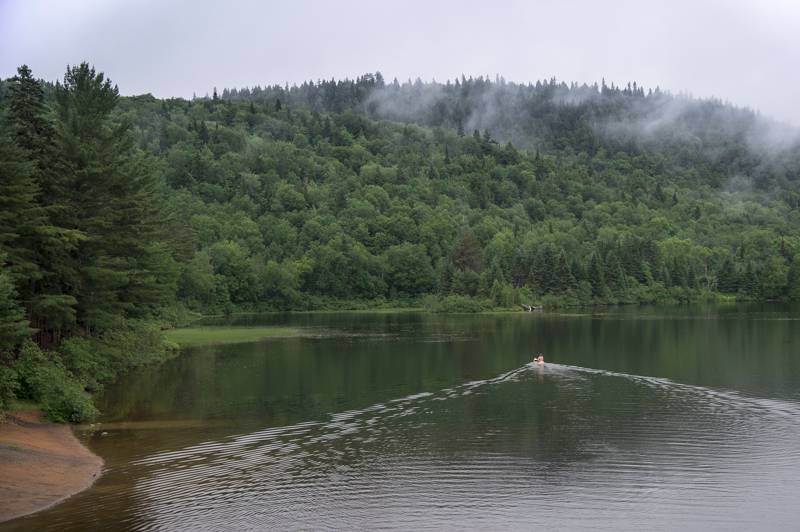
63, 323, 169, 392
61, 336, 111, 392
0, 365, 18, 418
15, 341, 98, 423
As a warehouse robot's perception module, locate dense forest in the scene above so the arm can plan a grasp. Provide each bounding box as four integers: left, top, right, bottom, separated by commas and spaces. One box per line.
1, 64, 800, 421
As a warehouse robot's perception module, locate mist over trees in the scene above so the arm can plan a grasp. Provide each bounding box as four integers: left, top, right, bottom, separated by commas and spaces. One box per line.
216, 74, 800, 195
1, 65, 800, 420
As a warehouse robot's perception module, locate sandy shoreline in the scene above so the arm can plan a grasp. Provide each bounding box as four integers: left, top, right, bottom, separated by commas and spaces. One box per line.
0, 410, 103, 523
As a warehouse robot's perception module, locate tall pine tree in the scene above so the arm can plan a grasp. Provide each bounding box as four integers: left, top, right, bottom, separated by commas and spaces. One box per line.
6, 65, 83, 342
0, 134, 41, 284
53, 63, 175, 331
0, 258, 30, 355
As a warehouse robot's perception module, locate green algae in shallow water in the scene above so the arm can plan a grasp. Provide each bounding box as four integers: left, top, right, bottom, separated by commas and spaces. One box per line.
164, 326, 302, 348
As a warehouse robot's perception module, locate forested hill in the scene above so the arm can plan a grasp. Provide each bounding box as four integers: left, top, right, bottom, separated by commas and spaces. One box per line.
215, 74, 800, 194
1, 64, 800, 421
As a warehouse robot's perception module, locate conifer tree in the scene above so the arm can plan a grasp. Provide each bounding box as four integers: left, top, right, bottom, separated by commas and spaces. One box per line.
717, 257, 739, 293
741, 262, 759, 297
0, 134, 41, 284
7, 66, 55, 155
0, 263, 30, 353
588, 253, 606, 297
198, 121, 210, 144
604, 250, 627, 292
53, 63, 173, 331
555, 251, 576, 292
5, 65, 83, 342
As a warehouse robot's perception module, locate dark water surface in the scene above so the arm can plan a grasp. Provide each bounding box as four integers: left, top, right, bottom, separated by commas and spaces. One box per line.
5, 304, 800, 531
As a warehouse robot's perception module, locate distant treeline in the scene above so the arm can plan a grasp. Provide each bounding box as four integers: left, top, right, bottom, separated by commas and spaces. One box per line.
1, 65, 799, 420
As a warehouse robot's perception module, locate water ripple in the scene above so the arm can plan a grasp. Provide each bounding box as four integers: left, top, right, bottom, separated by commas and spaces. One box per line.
12, 363, 800, 531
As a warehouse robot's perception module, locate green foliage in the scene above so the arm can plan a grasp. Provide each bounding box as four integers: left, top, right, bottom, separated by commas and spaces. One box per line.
9, 323, 167, 422
52, 64, 175, 331
384, 243, 435, 296
0, 63, 181, 419
760, 256, 789, 300
0, 266, 29, 352
789, 257, 800, 301
15, 341, 98, 422
0, 365, 18, 415
0, 132, 41, 283
31, 69, 800, 314
62, 324, 168, 389
5, 65, 81, 338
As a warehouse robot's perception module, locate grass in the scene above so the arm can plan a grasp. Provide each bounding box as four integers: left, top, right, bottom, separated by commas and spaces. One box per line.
164, 326, 303, 348
1, 400, 41, 423
8, 399, 39, 412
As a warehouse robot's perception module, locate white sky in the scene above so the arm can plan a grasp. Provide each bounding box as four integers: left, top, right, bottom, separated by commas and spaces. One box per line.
1, 0, 799, 124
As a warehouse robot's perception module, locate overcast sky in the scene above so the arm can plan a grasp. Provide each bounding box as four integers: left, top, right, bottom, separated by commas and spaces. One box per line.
1, 0, 798, 124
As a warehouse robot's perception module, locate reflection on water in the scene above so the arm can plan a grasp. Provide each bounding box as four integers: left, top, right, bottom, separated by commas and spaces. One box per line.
5, 304, 800, 531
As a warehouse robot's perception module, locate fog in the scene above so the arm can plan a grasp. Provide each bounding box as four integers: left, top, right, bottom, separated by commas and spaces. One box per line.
360, 77, 799, 156
1, 0, 799, 124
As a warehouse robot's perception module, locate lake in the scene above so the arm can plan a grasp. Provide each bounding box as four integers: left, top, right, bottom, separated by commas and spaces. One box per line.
5, 304, 800, 531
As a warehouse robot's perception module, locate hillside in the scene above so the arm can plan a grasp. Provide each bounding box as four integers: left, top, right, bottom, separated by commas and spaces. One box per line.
1, 64, 800, 420
122, 73, 800, 311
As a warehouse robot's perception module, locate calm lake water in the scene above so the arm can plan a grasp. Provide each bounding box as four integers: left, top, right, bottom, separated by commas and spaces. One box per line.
5, 304, 800, 531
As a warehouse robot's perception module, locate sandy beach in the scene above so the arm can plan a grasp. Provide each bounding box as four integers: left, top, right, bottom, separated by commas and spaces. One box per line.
0, 410, 103, 523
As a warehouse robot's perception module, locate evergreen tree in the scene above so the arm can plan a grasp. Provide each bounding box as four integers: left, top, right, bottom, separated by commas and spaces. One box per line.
717, 257, 739, 293
555, 251, 576, 292
588, 253, 606, 297
740, 262, 759, 297
530, 245, 554, 293
0, 134, 41, 284
7, 66, 55, 156
198, 120, 210, 144
0, 263, 30, 353
53, 63, 173, 331
4, 66, 80, 339
570, 257, 585, 284
604, 250, 627, 292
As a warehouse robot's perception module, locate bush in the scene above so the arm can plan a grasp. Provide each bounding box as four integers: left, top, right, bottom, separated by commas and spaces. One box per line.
15, 341, 98, 423
61, 337, 111, 392
0, 365, 18, 418
63, 323, 169, 391
10, 322, 170, 423
490, 280, 517, 308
